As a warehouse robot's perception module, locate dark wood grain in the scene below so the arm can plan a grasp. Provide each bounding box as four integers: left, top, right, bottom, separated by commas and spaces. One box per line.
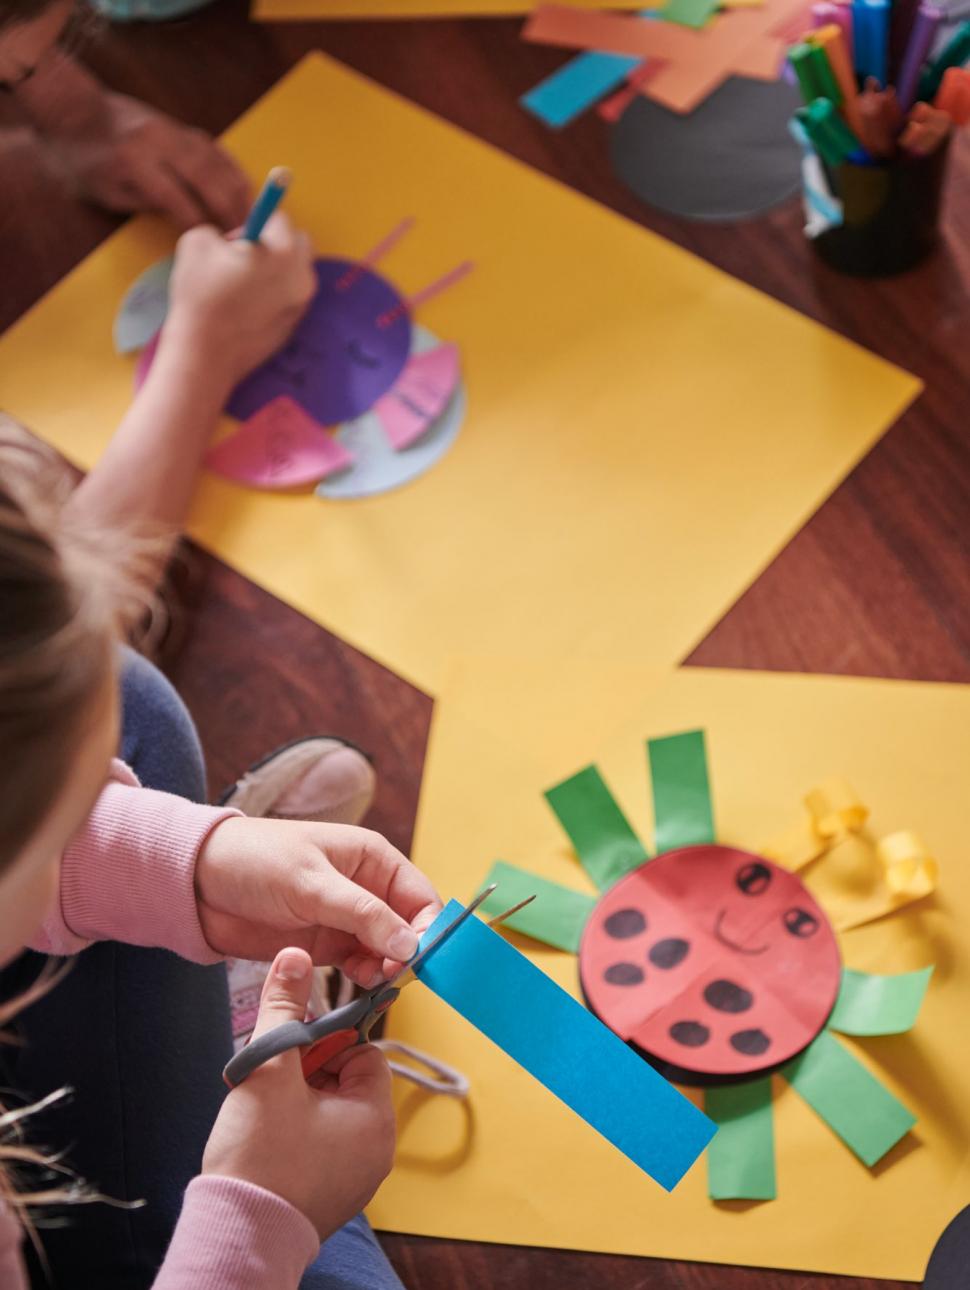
1, 3, 967, 1284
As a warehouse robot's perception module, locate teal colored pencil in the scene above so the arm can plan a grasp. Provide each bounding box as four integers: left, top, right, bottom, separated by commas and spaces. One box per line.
242, 166, 292, 242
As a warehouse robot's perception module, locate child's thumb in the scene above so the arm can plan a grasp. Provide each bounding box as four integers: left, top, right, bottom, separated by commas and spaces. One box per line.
250, 947, 313, 1041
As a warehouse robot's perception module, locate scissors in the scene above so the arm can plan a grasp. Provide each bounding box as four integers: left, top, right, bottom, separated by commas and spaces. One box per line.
223, 884, 534, 1089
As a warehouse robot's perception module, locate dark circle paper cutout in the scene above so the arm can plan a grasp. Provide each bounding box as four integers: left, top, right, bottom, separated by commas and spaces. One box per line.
730, 1028, 771, 1056
228, 258, 412, 426
704, 979, 753, 1014
670, 1020, 710, 1048
604, 962, 645, 986
649, 937, 689, 970
924, 1204, 970, 1288
578, 844, 841, 1080
609, 76, 802, 223
604, 908, 647, 939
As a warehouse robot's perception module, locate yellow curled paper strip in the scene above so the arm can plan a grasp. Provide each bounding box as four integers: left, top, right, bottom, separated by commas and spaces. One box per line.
878, 831, 939, 902
805, 778, 869, 840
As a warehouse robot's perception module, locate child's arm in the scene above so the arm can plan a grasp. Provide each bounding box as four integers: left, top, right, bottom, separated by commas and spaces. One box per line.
65, 215, 314, 572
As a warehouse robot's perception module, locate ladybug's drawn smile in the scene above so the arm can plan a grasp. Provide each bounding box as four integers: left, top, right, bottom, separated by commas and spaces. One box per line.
713, 909, 768, 955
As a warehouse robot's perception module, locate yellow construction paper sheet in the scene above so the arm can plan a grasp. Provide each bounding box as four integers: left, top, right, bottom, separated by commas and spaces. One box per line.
254, 0, 644, 17
0, 55, 919, 695
374, 661, 969, 1282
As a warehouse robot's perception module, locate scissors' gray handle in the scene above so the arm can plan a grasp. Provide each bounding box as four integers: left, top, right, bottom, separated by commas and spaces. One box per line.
223, 1019, 316, 1088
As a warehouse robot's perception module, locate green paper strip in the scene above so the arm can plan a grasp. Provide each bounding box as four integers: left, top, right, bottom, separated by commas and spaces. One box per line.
829, 966, 934, 1037
647, 729, 716, 853
545, 765, 649, 891
782, 1030, 916, 1167
478, 860, 597, 952
705, 1080, 776, 1201
662, 0, 719, 27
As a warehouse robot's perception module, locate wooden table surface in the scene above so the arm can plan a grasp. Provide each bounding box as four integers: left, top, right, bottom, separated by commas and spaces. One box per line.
1, 4, 968, 1284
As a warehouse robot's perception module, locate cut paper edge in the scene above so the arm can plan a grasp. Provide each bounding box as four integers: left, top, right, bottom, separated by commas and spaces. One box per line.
478, 861, 596, 952
705, 1079, 776, 1200
545, 764, 650, 891
782, 1029, 916, 1167
828, 966, 934, 1037
205, 396, 355, 489
647, 729, 716, 853
373, 342, 461, 450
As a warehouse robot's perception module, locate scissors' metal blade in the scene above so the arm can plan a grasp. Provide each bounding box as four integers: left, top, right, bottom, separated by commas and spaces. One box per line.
487, 893, 537, 928
385, 883, 497, 989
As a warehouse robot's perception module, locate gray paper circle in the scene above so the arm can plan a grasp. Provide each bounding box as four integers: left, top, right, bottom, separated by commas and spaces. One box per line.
609, 76, 802, 222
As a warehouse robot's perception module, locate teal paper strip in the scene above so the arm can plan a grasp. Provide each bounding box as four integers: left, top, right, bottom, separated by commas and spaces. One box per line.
782, 1030, 916, 1167
416, 900, 716, 1190
478, 861, 596, 952
648, 729, 716, 853
520, 52, 642, 129
545, 765, 649, 891
828, 966, 934, 1037
705, 1080, 776, 1200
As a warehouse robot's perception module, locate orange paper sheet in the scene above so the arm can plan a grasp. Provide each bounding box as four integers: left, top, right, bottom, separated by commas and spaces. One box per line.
524, 1, 810, 110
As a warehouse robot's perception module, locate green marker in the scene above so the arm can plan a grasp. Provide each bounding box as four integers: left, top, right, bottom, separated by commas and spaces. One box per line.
796, 98, 864, 167
789, 41, 844, 107
919, 20, 970, 101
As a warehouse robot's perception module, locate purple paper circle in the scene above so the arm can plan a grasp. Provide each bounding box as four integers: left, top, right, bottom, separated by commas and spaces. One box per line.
227, 258, 412, 427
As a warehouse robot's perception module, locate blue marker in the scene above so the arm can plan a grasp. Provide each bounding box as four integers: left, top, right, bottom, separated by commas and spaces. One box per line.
242, 166, 292, 243
852, 0, 890, 85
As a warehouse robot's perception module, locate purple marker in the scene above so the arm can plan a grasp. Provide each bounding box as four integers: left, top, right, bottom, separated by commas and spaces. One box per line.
896, 2, 943, 109
813, 0, 854, 61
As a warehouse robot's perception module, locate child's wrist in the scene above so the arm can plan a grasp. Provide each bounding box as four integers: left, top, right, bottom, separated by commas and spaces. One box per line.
155, 314, 237, 400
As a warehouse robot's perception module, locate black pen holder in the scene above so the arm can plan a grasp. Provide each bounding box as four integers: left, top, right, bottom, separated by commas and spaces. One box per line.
810, 137, 951, 277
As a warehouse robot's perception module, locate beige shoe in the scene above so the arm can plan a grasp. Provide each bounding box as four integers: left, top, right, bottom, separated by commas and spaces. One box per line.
218, 736, 376, 826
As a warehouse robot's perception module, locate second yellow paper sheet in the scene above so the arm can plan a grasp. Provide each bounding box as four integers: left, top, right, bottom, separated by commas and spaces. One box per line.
0, 55, 919, 695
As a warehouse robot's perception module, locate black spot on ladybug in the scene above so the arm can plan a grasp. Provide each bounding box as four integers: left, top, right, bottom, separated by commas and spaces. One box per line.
649, 937, 690, 970
736, 861, 772, 896
730, 1028, 771, 1056
783, 907, 820, 938
604, 908, 647, 939
604, 962, 644, 986
703, 979, 753, 1013
669, 1020, 710, 1048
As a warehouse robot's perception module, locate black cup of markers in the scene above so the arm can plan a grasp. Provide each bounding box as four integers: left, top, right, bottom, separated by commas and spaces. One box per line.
810, 135, 951, 277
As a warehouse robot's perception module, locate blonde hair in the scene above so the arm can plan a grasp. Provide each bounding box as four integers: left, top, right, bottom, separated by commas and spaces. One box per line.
0, 422, 154, 1239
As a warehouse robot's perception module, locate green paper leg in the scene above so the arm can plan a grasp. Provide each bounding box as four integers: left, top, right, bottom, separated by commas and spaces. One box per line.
828, 966, 934, 1036
705, 1080, 776, 1201
647, 729, 716, 853
477, 861, 597, 952
782, 1030, 916, 1167
545, 765, 649, 891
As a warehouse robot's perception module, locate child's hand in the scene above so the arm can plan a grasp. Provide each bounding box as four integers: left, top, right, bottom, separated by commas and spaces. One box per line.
195, 817, 442, 986
203, 947, 395, 1240
162, 213, 316, 391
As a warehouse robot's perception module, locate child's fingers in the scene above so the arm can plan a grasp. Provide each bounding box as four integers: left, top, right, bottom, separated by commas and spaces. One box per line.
332, 1044, 393, 1099
249, 947, 314, 1043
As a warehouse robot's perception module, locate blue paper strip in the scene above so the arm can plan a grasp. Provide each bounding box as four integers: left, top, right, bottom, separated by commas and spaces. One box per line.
521, 52, 642, 129
415, 900, 716, 1191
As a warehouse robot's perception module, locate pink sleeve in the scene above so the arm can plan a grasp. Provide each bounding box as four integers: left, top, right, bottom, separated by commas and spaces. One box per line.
0, 1204, 27, 1290
30, 760, 239, 964
154, 1176, 319, 1289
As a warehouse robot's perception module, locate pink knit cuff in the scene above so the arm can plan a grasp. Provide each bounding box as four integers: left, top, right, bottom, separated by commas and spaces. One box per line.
154, 1176, 320, 1290
32, 765, 239, 963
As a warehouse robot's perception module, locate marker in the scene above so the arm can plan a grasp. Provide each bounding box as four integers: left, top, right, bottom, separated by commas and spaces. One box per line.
895, 3, 943, 111
852, 0, 890, 85
899, 101, 951, 154
888, 0, 920, 83
796, 97, 868, 166
790, 41, 844, 105
812, 1, 854, 60
808, 24, 865, 137
242, 166, 293, 243
857, 77, 902, 156
919, 21, 970, 101
935, 66, 970, 125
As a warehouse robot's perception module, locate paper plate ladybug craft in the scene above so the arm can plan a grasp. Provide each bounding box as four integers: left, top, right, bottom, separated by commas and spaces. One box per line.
477, 729, 937, 1201
114, 218, 471, 497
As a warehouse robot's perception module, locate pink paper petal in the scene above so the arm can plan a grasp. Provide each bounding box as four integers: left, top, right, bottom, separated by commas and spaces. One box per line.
374, 343, 461, 451
205, 396, 354, 490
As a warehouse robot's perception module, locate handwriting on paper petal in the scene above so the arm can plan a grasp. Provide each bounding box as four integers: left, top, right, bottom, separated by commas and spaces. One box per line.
205, 396, 354, 490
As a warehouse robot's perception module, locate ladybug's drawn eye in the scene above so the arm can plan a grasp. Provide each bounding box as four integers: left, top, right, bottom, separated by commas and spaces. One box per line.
735, 862, 771, 896
783, 907, 819, 938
